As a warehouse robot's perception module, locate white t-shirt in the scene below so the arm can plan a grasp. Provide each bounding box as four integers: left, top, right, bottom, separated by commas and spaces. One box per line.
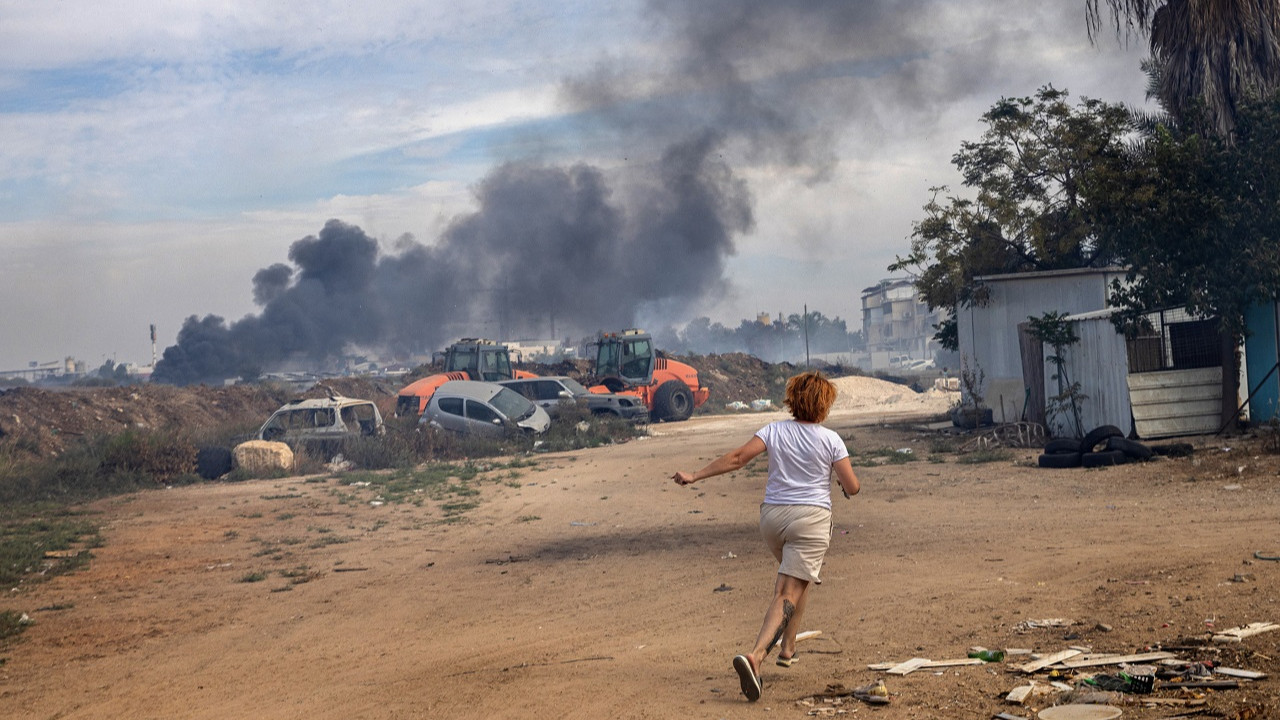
755, 419, 849, 509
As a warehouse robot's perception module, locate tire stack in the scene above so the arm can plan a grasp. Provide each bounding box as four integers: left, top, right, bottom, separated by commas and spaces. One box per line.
1037, 425, 1154, 469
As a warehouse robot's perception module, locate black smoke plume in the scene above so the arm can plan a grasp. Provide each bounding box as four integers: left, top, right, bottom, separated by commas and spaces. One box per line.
154, 1, 890, 384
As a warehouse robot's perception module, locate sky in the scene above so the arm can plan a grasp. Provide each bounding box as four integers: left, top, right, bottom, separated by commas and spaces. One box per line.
0, 1, 1154, 375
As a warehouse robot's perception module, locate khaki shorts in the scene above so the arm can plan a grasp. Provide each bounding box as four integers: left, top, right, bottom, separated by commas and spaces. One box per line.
759, 503, 833, 584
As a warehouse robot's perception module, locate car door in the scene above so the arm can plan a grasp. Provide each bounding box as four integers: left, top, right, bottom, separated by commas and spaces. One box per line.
464, 398, 505, 437
430, 396, 469, 434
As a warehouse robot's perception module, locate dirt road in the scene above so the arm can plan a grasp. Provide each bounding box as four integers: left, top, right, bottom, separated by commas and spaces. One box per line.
2, 407, 1278, 719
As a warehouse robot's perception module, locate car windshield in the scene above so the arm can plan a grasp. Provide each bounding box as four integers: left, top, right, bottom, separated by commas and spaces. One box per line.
489, 387, 535, 420
559, 378, 588, 395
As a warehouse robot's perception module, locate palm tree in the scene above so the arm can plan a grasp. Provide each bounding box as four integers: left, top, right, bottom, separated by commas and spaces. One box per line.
1087, 0, 1280, 138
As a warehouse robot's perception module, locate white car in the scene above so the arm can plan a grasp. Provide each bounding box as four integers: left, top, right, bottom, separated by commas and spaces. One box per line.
257, 395, 384, 444
419, 380, 551, 438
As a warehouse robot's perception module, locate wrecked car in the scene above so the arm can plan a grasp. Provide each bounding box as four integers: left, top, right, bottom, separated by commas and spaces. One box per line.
498, 376, 649, 422
419, 380, 550, 438
257, 395, 384, 445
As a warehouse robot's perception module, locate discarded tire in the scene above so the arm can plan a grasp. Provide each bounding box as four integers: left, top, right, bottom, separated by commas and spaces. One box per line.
1043, 438, 1083, 454
1081, 449, 1127, 467
1106, 436, 1153, 461
195, 446, 233, 480
1151, 442, 1195, 457
1038, 451, 1082, 468
1080, 424, 1124, 452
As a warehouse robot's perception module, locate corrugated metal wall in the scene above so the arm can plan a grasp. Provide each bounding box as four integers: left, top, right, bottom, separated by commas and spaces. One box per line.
1041, 312, 1133, 438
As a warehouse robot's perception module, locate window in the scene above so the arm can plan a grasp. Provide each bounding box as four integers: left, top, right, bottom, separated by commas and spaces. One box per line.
490, 388, 534, 420
438, 397, 464, 416
535, 380, 564, 401
621, 339, 651, 377
505, 381, 537, 401
466, 400, 500, 423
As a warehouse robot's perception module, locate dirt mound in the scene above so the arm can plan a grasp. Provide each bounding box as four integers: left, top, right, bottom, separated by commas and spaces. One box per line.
0, 377, 400, 459
829, 375, 953, 414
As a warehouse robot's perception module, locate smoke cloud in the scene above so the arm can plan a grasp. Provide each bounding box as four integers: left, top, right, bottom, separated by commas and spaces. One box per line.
154, 1, 895, 384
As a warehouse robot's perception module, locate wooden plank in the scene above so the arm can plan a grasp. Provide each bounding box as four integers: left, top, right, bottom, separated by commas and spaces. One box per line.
1060, 651, 1176, 669
1158, 680, 1239, 690
1214, 666, 1266, 680
1212, 621, 1279, 643
796, 630, 822, 643
1018, 649, 1082, 674
927, 657, 986, 668
1004, 685, 1034, 704
869, 657, 986, 672
1130, 398, 1223, 420
885, 657, 931, 675
1126, 367, 1223, 390
1128, 383, 1222, 403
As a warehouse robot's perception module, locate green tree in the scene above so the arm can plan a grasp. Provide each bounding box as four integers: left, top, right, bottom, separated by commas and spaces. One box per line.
1103, 92, 1280, 355
1087, 0, 1280, 139
890, 86, 1133, 348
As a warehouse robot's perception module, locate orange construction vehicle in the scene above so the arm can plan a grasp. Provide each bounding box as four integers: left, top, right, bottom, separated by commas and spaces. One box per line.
395, 338, 537, 417
589, 329, 709, 422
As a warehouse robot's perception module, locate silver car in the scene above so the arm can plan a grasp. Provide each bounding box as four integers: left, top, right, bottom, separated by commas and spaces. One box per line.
498, 376, 649, 422
419, 380, 551, 437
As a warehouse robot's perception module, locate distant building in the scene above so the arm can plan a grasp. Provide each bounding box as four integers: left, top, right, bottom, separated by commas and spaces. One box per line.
860, 279, 943, 370
503, 339, 576, 362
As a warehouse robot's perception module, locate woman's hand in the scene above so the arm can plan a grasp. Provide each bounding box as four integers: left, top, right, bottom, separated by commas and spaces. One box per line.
672, 471, 696, 486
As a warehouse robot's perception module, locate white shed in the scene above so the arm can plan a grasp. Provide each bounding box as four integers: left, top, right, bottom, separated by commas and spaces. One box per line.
956, 267, 1128, 423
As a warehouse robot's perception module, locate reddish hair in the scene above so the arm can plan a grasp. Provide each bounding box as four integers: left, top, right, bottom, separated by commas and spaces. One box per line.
784, 371, 837, 423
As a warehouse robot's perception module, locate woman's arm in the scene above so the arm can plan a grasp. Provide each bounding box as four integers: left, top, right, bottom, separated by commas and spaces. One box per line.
833, 456, 860, 497
672, 436, 767, 485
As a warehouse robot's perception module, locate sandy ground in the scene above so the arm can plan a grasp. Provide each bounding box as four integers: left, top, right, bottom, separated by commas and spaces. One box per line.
2, 402, 1279, 720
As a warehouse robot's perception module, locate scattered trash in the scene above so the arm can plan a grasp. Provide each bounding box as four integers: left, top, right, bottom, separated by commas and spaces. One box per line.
725, 401, 749, 411
895, 447, 913, 455
968, 649, 1006, 662
1015, 618, 1073, 632
1037, 704, 1122, 719
713, 583, 733, 592
721, 551, 737, 559
750, 399, 774, 411
326, 456, 355, 473
850, 679, 889, 704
